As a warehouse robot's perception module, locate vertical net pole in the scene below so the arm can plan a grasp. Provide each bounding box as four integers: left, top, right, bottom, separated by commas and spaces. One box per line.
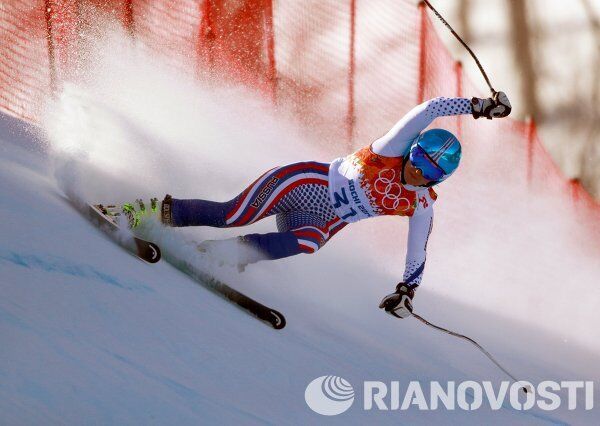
347, 0, 357, 147
264, 0, 277, 103
570, 179, 581, 204
455, 60, 463, 139
124, 0, 135, 37
45, 0, 79, 85
44, 0, 57, 94
417, 1, 427, 104
198, 0, 216, 72
526, 116, 536, 186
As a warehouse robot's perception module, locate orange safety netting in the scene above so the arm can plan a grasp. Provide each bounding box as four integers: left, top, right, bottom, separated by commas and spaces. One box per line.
0, 0, 598, 221
0, 1, 50, 121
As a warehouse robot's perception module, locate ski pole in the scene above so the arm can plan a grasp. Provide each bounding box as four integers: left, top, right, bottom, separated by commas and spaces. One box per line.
412, 312, 530, 393
421, 0, 497, 96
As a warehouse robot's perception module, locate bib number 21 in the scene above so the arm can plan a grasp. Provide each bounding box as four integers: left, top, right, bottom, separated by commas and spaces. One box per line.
332, 188, 358, 220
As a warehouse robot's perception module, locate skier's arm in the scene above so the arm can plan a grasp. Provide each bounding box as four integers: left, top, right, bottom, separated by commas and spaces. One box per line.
371, 97, 473, 157
378, 208, 433, 318
371, 92, 511, 157
402, 207, 434, 287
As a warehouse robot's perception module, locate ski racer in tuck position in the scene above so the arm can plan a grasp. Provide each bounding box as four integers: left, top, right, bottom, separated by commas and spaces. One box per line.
121, 93, 511, 319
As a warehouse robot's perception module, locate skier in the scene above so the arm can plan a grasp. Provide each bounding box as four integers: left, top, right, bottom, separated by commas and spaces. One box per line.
120, 93, 511, 319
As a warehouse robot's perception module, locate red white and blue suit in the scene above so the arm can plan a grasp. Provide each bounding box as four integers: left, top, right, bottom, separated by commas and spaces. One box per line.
169, 97, 474, 285
170, 161, 347, 263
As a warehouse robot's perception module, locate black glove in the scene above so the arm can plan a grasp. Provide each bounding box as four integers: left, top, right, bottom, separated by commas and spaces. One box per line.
379, 283, 415, 319
471, 91, 512, 119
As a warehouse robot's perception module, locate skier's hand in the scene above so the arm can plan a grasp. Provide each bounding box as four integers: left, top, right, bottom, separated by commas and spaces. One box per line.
379, 283, 415, 319
471, 91, 512, 120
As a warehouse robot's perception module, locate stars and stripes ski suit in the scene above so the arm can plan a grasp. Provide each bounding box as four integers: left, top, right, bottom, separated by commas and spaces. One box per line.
168, 96, 473, 286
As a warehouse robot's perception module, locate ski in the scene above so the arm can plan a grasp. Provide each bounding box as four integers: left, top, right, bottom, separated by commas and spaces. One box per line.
166, 255, 286, 329
86, 203, 161, 263
70, 198, 283, 328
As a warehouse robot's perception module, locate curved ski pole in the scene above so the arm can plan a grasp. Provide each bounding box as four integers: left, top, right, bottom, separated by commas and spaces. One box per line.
421, 0, 497, 96
412, 312, 530, 393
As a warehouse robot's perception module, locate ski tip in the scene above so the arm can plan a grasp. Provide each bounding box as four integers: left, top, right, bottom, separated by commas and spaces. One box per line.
147, 242, 161, 263
269, 310, 286, 330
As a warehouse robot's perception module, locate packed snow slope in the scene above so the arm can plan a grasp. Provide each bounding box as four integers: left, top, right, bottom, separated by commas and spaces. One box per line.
0, 106, 598, 426
1, 35, 599, 423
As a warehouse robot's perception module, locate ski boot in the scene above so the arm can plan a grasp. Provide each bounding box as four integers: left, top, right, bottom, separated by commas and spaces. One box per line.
102, 194, 173, 229
121, 198, 160, 228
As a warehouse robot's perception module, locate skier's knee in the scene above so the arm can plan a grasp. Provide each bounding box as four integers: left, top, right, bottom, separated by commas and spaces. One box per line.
298, 242, 322, 254
292, 227, 328, 254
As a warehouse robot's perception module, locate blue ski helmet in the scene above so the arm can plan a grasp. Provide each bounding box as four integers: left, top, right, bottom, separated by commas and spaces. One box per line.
408, 128, 462, 185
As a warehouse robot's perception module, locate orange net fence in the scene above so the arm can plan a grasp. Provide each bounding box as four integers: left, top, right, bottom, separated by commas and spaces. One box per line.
1, 0, 598, 221
0, 0, 51, 121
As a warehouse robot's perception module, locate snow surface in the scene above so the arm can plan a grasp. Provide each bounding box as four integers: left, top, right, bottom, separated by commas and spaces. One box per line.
1, 33, 599, 423
0, 105, 598, 426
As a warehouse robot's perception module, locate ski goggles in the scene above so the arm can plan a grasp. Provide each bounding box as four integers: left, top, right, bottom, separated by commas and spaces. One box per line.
409, 144, 446, 182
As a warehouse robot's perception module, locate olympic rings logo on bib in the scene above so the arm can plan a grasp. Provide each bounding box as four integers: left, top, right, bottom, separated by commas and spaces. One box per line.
373, 169, 411, 212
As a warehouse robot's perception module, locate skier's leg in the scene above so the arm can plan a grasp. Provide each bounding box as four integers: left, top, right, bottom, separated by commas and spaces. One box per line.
231, 212, 330, 263
165, 161, 331, 227
239, 209, 349, 259
118, 162, 331, 228
191, 161, 348, 268
203, 210, 348, 269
